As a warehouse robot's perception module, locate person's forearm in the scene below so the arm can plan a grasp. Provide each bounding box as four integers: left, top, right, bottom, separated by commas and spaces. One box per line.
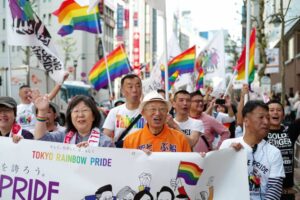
48, 84, 61, 100
264, 177, 283, 200
34, 111, 48, 140
227, 106, 234, 118
236, 96, 244, 126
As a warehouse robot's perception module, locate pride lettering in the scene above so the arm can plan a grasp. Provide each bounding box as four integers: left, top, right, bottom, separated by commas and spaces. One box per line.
90, 157, 112, 167
0, 175, 59, 200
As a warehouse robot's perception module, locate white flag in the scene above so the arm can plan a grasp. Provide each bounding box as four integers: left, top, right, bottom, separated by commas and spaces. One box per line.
7, 0, 65, 84
198, 31, 226, 90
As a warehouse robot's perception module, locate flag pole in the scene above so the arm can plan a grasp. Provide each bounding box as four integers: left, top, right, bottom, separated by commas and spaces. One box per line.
245, 0, 251, 87
223, 70, 237, 97
162, 4, 169, 100
93, 10, 113, 97
242, 0, 252, 137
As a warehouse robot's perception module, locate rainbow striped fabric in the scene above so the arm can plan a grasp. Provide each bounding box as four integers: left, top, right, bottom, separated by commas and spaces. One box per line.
168, 70, 179, 90
88, 45, 131, 90
9, 0, 35, 21
176, 161, 203, 185
168, 45, 195, 76
235, 28, 256, 83
196, 67, 204, 90
53, 0, 101, 36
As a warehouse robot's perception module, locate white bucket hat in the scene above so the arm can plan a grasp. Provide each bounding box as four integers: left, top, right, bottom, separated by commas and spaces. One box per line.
139, 91, 172, 113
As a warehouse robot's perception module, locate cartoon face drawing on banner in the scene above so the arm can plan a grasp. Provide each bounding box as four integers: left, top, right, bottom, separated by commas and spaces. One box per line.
83, 184, 114, 200
116, 186, 136, 200
156, 186, 175, 200
134, 190, 153, 200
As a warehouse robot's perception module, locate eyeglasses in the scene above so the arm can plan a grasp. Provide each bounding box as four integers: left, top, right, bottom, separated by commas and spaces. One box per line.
144, 107, 168, 114
71, 108, 91, 115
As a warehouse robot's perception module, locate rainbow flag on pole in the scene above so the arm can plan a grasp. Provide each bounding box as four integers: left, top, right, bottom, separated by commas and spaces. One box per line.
53, 0, 101, 36
176, 161, 203, 185
196, 67, 204, 90
168, 46, 195, 75
88, 45, 131, 90
168, 70, 179, 90
235, 28, 256, 83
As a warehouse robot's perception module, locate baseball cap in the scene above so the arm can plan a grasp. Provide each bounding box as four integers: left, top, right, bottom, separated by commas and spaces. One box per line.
0, 97, 17, 108
139, 91, 172, 112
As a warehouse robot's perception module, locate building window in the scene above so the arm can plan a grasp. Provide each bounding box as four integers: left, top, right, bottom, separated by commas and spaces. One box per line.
2, 18, 5, 30
3, 0, 5, 8
12, 46, 15, 52
1, 41, 5, 53
287, 37, 294, 60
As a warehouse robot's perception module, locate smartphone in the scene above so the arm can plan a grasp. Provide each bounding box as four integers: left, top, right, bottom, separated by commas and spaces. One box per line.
215, 99, 226, 105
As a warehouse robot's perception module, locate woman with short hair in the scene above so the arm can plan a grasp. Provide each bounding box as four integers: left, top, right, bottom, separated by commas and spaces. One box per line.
34, 95, 113, 147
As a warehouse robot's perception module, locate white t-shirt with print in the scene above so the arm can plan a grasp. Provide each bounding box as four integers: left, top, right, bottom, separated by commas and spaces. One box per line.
220, 137, 285, 200
174, 117, 204, 136
103, 104, 146, 140
16, 103, 36, 132
214, 111, 235, 124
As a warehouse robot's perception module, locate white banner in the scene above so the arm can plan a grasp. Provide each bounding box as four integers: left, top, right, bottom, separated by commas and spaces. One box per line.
197, 31, 226, 90
0, 137, 249, 200
6, 0, 65, 84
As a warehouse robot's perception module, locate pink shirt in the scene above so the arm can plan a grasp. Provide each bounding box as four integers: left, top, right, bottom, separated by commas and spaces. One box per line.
193, 112, 230, 152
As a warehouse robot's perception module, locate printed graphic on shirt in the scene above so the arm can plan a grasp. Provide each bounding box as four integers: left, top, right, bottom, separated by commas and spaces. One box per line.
116, 114, 145, 129
17, 114, 32, 125
138, 143, 177, 152
181, 129, 192, 136
267, 132, 292, 148
267, 131, 293, 174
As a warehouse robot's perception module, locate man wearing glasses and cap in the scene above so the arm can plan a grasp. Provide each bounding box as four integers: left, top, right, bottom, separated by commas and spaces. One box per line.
0, 96, 33, 140
123, 91, 191, 152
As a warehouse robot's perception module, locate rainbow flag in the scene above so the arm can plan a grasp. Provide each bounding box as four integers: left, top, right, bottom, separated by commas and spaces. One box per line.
160, 64, 165, 82
168, 45, 195, 76
235, 28, 256, 83
196, 67, 204, 90
168, 70, 179, 90
88, 45, 131, 90
176, 161, 203, 185
9, 0, 35, 21
53, 0, 101, 36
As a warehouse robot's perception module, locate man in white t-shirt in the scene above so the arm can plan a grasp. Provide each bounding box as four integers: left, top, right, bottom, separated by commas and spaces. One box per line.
16, 85, 36, 132
16, 73, 68, 132
103, 74, 146, 142
170, 90, 205, 149
220, 100, 285, 200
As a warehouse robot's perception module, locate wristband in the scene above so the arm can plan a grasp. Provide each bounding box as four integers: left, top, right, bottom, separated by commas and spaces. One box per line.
36, 116, 47, 122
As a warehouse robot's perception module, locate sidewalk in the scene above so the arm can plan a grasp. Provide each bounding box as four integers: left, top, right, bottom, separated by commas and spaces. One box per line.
294, 167, 300, 200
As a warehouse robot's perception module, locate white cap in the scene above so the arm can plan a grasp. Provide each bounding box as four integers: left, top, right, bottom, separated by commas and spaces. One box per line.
139, 91, 172, 113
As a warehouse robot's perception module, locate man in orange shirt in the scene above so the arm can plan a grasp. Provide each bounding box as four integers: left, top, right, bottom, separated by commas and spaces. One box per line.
123, 91, 191, 152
